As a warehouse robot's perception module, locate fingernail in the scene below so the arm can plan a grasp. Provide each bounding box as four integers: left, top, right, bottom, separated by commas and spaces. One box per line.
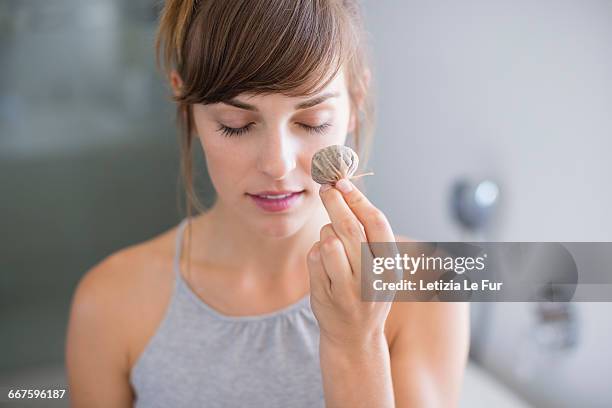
319, 184, 332, 193
335, 178, 353, 194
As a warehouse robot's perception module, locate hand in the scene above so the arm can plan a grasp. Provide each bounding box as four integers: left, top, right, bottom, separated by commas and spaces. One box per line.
307, 178, 397, 349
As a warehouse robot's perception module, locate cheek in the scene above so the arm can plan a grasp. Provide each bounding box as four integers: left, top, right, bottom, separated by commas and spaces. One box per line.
197, 135, 251, 194
193, 115, 246, 178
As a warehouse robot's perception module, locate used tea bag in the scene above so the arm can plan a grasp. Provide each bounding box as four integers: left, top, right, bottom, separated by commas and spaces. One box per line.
311, 145, 374, 185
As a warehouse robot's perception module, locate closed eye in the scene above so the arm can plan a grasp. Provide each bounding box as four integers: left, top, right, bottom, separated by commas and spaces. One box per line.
217, 123, 254, 137
298, 123, 332, 134
217, 122, 332, 137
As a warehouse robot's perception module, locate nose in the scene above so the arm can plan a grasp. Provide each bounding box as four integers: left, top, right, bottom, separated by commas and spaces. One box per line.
256, 129, 297, 180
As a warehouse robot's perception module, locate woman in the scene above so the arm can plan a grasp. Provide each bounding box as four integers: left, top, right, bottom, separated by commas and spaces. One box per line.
66, 0, 469, 407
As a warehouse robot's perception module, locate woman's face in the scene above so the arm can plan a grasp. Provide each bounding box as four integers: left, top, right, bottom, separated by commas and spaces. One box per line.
192, 70, 354, 238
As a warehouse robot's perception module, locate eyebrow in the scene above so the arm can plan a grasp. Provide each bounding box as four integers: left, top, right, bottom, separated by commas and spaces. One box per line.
221, 92, 340, 112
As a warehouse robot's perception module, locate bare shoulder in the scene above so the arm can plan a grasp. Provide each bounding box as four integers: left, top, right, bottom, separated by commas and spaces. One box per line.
66, 223, 180, 402
385, 299, 469, 407
69, 225, 177, 326
382, 234, 469, 406
385, 234, 470, 353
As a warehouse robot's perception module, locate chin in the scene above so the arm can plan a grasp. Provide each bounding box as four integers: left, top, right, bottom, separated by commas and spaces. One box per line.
254, 216, 307, 239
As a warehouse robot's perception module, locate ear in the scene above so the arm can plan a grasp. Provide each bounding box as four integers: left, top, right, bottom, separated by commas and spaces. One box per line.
347, 68, 371, 134
169, 70, 184, 97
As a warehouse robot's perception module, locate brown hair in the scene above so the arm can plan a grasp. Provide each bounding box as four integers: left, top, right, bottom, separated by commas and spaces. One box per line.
156, 0, 375, 272
157, 0, 374, 211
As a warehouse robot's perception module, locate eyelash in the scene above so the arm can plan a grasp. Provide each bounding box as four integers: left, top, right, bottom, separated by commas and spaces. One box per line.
217, 123, 254, 137
217, 122, 332, 137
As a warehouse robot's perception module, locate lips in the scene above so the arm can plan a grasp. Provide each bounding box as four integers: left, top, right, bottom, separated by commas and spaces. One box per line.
249, 190, 305, 198
247, 190, 305, 212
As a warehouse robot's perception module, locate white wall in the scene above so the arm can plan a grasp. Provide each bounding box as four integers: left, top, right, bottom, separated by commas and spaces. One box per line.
363, 0, 612, 242
362, 1, 612, 406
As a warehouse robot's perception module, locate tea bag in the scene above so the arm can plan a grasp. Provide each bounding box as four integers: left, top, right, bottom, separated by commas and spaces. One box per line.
311, 145, 374, 185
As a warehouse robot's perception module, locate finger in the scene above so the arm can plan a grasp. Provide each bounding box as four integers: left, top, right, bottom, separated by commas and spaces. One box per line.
319, 186, 367, 273
331, 179, 398, 263
319, 186, 366, 238
321, 223, 362, 281
333, 178, 395, 244
320, 223, 336, 243
319, 235, 354, 292
307, 242, 331, 298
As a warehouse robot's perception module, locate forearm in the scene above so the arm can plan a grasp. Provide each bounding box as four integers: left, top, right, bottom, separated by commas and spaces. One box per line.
319, 332, 395, 408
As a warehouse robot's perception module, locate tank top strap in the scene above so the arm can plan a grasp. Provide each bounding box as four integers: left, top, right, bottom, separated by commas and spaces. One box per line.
173, 217, 189, 280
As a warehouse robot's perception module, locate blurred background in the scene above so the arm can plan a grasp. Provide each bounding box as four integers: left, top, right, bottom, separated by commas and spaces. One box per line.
1, 0, 611, 407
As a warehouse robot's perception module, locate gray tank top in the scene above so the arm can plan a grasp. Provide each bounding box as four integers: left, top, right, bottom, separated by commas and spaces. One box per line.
129, 218, 325, 408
